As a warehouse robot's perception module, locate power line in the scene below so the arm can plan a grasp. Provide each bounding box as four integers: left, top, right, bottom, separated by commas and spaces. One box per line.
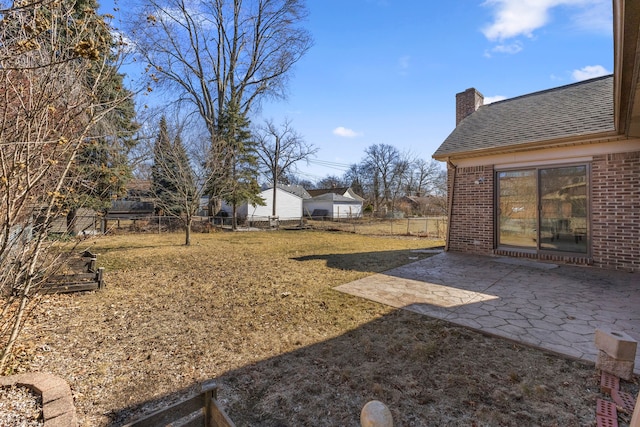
307, 158, 352, 172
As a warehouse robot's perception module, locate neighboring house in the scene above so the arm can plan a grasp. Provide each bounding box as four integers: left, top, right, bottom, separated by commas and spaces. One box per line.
125, 179, 155, 202
199, 196, 210, 217
106, 180, 155, 220
222, 184, 311, 222
106, 201, 155, 220
304, 187, 364, 219
432, 0, 640, 272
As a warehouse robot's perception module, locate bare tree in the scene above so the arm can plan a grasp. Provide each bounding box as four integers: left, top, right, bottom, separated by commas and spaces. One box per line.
406, 158, 442, 197
344, 163, 366, 198
363, 144, 402, 214
316, 175, 348, 190
0, 0, 131, 371
255, 118, 317, 216
129, 0, 312, 169
147, 116, 233, 243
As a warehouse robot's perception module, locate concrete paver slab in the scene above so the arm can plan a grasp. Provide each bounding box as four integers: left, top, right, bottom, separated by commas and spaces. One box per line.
335, 252, 640, 373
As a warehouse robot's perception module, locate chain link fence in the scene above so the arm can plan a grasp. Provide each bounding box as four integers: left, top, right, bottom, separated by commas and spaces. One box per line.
304, 216, 447, 239
57, 214, 448, 240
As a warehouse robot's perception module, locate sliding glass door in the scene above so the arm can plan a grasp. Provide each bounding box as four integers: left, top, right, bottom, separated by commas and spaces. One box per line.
497, 164, 589, 254
498, 170, 537, 248
539, 165, 588, 253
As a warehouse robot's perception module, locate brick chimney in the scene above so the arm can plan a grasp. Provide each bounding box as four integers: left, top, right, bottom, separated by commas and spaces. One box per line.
456, 88, 484, 126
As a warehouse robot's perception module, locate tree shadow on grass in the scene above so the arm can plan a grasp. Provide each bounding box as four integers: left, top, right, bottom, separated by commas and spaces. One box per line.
106, 309, 597, 427
291, 248, 441, 273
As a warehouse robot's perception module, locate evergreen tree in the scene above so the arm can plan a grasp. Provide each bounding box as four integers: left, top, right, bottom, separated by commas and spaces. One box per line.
151, 117, 199, 244
172, 133, 197, 212
152, 117, 178, 214
151, 118, 196, 215
216, 102, 262, 230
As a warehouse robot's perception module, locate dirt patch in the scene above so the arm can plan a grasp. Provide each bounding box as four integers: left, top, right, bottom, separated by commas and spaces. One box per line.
5, 231, 638, 426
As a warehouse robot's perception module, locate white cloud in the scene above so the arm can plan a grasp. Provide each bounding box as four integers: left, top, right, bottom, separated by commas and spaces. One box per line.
333, 127, 362, 138
484, 95, 507, 104
482, 0, 610, 42
482, 0, 552, 41
491, 41, 523, 55
571, 65, 610, 81
570, 1, 612, 34
333, 126, 362, 138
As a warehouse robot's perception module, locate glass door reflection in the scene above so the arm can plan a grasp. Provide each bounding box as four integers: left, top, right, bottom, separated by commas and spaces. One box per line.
539, 166, 588, 253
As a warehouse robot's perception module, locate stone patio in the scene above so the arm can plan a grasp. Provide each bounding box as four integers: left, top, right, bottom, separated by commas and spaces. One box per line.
336, 251, 640, 374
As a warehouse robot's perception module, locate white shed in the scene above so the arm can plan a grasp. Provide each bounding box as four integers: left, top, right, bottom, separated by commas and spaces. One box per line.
222, 185, 310, 221
303, 193, 363, 219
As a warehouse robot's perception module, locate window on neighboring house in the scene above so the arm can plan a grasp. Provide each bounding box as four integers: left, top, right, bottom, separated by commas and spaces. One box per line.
497, 164, 589, 254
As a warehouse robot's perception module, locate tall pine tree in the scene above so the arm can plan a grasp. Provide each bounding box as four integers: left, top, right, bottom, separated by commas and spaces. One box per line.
152, 117, 178, 214
216, 101, 262, 230
151, 117, 198, 244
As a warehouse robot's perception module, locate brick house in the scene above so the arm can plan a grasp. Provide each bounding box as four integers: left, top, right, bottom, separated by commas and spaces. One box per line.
433, 0, 640, 272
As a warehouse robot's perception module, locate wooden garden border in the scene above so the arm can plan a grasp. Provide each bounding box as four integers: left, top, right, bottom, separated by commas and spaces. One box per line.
124, 380, 235, 427
41, 251, 104, 294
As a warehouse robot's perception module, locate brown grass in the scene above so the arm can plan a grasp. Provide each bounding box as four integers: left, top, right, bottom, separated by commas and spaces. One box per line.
6, 230, 632, 426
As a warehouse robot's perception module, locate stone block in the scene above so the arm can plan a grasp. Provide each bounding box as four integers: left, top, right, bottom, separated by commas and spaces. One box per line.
43, 396, 71, 420
44, 411, 78, 427
0, 373, 78, 427
596, 350, 635, 381
595, 328, 638, 361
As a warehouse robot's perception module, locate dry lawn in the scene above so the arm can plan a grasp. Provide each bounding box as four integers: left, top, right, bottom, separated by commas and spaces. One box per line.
6, 230, 636, 426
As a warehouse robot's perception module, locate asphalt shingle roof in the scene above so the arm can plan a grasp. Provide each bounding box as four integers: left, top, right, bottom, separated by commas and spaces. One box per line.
307, 187, 350, 197
263, 184, 311, 199
433, 75, 615, 159
310, 193, 361, 203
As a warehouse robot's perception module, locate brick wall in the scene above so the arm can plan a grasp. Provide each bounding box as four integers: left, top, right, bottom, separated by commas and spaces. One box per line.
456, 88, 484, 125
591, 150, 640, 272
446, 153, 640, 272
447, 164, 494, 254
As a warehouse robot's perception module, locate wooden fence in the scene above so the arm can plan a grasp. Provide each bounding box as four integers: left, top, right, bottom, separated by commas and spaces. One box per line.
124, 380, 235, 427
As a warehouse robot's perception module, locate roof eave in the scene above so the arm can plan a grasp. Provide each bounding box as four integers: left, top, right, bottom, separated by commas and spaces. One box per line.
432, 130, 621, 162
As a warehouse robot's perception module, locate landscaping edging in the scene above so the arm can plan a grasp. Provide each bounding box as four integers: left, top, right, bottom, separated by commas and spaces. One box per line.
0, 372, 77, 427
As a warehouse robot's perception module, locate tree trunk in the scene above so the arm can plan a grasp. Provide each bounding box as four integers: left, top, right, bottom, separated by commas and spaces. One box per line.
185, 216, 192, 246
209, 198, 221, 218
272, 185, 277, 217
232, 203, 237, 231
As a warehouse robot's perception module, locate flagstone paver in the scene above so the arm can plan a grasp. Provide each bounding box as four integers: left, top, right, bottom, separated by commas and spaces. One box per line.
335, 252, 640, 373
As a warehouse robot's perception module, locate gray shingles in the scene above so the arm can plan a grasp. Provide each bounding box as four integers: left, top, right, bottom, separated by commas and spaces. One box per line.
433, 75, 615, 158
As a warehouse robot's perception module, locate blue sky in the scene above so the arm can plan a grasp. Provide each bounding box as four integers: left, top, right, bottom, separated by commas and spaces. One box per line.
258, 0, 613, 182
105, 0, 614, 183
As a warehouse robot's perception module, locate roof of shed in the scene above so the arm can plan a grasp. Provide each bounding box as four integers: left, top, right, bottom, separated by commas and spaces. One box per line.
308, 193, 362, 203
307, 187, 350, 197
433, 75, 615, 159
261, 184, 311, 199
